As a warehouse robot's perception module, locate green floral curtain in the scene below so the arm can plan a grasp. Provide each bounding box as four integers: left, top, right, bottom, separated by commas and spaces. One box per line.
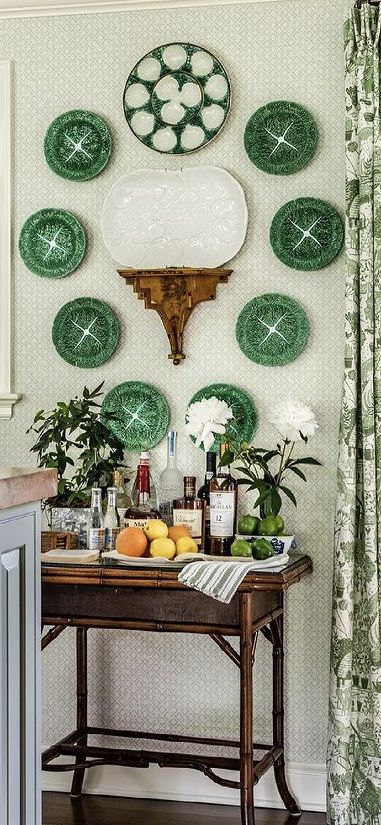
327, 5, 381, 824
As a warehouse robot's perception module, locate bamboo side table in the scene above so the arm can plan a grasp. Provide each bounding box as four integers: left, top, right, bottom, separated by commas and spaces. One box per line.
41, 554, 312, 825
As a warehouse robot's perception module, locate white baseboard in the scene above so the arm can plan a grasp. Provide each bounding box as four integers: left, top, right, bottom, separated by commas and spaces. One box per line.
42, 760, 327, 812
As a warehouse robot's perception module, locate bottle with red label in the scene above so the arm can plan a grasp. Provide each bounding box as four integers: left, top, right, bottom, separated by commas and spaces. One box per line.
124, 452, 160, 529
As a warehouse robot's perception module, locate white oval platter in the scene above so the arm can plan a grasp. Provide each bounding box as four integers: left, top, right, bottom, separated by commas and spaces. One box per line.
101, 166, 248, 269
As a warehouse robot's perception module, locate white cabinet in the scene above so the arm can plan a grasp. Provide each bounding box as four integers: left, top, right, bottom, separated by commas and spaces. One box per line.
0, 502, 41, 825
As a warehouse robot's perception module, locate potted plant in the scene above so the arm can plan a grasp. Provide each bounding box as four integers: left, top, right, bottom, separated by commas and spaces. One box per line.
222, 399, 321, 540
27, 381, 126, 537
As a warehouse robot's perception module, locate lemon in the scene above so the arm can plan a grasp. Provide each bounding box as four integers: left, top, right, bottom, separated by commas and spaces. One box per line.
150, 537, 176, 559
144, 519, 168, 541
175, 536, 199, 555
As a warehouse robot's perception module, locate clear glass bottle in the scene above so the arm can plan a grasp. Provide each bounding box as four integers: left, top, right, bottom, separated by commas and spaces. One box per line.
125, 453, 161, 529
159, 430, 183, 525
198, 451, 217, 554
113, 469, 133, 525
104, 487, 120, 551
209, 444, 237, 556
173, 476, 205, 548
87, 487, 106, 553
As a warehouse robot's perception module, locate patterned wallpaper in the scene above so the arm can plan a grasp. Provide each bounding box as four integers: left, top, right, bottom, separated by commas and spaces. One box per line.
0, 0, 346, 768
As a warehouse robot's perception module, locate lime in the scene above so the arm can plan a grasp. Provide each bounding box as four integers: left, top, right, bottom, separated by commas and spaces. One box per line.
231, 539, 253, 558
252, 538, 274, 560
237, 514, 259, 535
275, 515, 285, 535
258, 515, 278, 536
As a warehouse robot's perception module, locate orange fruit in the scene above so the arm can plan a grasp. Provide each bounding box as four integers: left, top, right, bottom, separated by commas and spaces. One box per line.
116, 527, 148, 557
168, 524, 191, 542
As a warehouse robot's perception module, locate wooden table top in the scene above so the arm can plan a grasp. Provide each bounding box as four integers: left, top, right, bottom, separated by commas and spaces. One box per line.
41, 553, 312, 593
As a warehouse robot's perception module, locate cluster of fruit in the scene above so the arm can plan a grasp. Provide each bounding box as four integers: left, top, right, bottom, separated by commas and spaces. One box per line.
230, 512, 287, 561
237, 513, 285, 536
115, 520, 198, 560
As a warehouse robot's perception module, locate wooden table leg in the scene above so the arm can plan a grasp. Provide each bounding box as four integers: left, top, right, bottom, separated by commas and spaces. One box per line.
240, 593, 255, 825
70, 627, 88, 799
271, 606, 301, 816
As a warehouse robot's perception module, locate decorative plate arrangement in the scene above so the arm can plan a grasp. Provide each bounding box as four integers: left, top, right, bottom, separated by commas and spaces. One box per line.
19, 208, 86, 278
44, 110, 112, 181
188, 384, 258, 451
270, 197, 344, 270
123, 42, 230, 154
244, 101, 318, 175
101, 166, 248, 268
102, 381, 170, 451
236, 293, 310, 366
52, 298, 120, 368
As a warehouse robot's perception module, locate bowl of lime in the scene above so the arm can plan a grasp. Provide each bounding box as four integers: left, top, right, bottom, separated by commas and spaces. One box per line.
236, 514, 295, 556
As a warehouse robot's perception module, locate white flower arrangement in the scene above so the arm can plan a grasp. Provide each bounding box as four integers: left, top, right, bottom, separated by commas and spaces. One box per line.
222, 398, 321, 517
270, 399, 319, 443
185, 396, 233, 452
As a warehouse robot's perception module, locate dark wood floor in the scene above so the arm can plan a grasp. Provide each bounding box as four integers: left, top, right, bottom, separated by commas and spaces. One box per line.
43, 792, 326, 825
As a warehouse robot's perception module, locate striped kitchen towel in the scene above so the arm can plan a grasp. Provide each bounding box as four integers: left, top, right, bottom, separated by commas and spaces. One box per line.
178, 554, 289, 604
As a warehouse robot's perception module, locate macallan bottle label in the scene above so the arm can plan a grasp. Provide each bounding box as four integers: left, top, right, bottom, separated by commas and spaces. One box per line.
124, 517, 149, 529
210, 491, 235, 537
173, 509, 202, 544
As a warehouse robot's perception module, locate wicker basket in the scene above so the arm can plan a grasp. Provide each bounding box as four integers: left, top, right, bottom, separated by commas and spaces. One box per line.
41, 531, 77, 553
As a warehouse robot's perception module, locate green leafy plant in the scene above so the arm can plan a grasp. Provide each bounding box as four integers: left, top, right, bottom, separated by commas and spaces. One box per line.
27, 381, 126, 506
220, 399, 322, 517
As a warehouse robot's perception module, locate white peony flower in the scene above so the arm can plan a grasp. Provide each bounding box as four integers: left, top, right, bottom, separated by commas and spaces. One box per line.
185, 397, 233, 452
270, 399, 319, 443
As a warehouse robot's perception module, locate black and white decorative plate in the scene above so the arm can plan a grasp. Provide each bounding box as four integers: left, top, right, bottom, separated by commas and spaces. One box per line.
44, 110, 112, 181
123, 42, 230, 154
270, 197, 344, 270
52, 298, 120, 368
102, 381, 170, 451
19, 208, 86, 278
244, 101, 318, 175
236, 293, 310, 366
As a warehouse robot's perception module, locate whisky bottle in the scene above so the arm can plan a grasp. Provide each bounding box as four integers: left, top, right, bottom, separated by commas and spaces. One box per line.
87, 487, 106, 553
209, 444, 237, 556
159, 430, 183, 526
113, 469, 133, 526
104, 487, 120, 551
198, 451, 217, 554
124, 453, 160, 529
173, 476, 205, 548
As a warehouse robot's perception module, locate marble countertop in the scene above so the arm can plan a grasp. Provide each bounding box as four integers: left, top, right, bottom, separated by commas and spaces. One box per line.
0, 467, 57, 510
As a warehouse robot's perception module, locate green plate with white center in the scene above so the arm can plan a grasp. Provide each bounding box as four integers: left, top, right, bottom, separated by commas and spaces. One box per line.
52, 298, 120, 368
19, 208, 86, 278
270, 197, 344, 270
236, 294, 309, 367
102, 382, 170, 451
44, 110, 112, 181
244, 101, 318, 175
123, 42, 230, 154
188, 383, 258, 452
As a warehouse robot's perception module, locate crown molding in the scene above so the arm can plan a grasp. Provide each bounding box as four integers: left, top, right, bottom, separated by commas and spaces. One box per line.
0, 0, 287, 18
